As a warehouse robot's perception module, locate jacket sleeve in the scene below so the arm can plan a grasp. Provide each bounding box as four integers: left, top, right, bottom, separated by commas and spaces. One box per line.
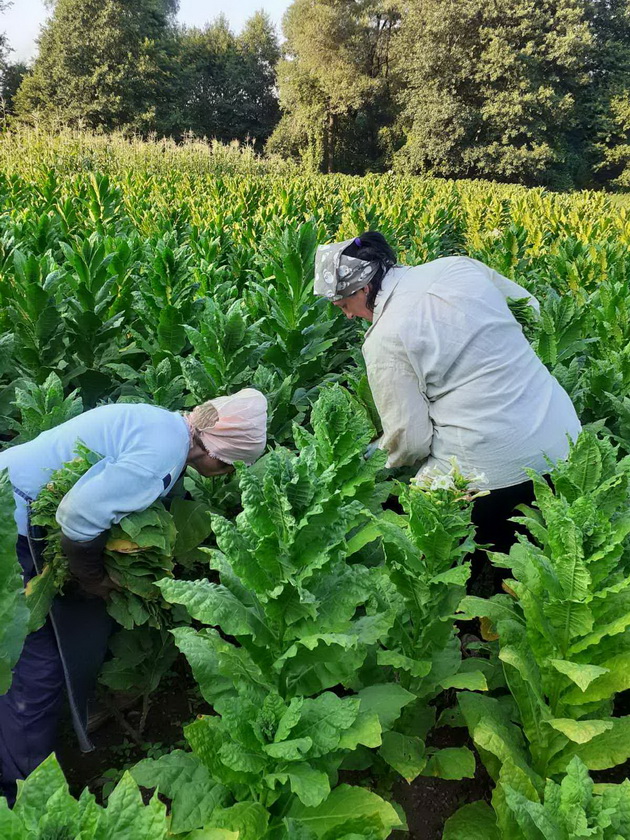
466, 257, 540, 313
461, 257, 540, 313
366, 358, 433, 469
56, 456, 165, 542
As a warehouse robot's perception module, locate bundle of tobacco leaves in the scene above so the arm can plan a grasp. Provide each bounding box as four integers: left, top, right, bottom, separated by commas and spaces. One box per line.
27, 444, 177, 630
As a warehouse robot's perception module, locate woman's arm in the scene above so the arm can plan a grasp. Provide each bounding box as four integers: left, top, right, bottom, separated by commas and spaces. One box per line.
366, 359, 433, 469
56, 456, 164, 542
465, 257, 540, 313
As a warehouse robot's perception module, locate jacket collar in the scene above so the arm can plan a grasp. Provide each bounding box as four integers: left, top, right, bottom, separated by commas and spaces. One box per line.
365, 266, 406, 336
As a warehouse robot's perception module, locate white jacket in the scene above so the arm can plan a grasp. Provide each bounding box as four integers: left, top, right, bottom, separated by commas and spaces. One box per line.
362, 257, 581, 489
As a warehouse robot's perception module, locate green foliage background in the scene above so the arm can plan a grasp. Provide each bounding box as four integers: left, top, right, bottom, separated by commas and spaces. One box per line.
4, 0, 630, 187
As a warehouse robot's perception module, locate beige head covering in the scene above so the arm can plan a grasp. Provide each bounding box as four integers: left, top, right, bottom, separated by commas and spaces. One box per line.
187, 388, 267, 465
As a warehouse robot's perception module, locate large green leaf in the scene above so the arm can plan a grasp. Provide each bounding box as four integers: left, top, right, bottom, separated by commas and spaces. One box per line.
202, 802, 269, 840
97, 772, 169, 839
99, 627, 177, 694
422, 746, 476, 780
458, 692, 533, 782
439, 671, 488, 691
131, 750, 230, 833
502, 786, 564, 840
266, 764, 331, 808
599, 779, 630, 836
354, 683, 416, 730
157, 578, 271, 644
560, 716, 630, 772
171, 498, 215, 564
0, 470, 28, 694
287, 784, 402, 839
13, 753, 69, 832
442, 801, 501, 840
171, 626, 270, 704
337, 710, 382, 751
289, 693, 361, 757
378, 731, 426, 781
0, 799, 22, 839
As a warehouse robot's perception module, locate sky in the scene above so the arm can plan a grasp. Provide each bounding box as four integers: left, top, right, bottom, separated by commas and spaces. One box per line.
2, 0, 292, 62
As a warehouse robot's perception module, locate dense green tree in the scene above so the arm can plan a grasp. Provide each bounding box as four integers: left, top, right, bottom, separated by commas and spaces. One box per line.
595, 91, 630, 188
0, 61, 27, 118
0, 0, 10, 66
583, 0, 630, 187
0, 0, 17, 121
174, 12, 280, 146
15, 0, 179, 131
268, 0, 399, 173
237, 11, 281, 145
393, 0, 594, 188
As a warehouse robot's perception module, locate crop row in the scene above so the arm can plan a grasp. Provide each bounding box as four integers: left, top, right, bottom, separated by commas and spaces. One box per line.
0, 153, 629, 838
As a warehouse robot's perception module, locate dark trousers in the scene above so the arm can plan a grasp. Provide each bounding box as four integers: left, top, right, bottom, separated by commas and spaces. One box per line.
469, 479, 537, 593
0, 537, 64, 806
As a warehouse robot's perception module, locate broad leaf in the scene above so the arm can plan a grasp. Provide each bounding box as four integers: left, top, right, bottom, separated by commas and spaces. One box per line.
0, 470, 28, 693
443, 801, 500, 840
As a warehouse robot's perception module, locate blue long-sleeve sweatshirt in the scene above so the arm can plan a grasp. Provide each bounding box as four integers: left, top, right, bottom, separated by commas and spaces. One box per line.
0, 404, 190, 541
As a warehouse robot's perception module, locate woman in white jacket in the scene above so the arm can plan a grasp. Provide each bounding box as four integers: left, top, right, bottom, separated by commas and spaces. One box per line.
314, 232, 581, 583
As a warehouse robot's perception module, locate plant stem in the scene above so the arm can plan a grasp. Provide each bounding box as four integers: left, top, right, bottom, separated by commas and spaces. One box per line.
139, 691, 151, 736
106, 693, 142, 746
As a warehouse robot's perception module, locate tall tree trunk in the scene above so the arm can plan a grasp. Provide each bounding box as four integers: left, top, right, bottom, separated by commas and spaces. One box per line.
326, 110, 336, 173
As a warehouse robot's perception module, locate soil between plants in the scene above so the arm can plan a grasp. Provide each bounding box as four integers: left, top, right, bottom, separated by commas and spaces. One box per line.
55, 655, 493, 839
393, 726, 492, 838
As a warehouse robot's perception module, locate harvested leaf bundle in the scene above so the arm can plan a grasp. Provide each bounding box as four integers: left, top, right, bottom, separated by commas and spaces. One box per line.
28, 444, 177, 630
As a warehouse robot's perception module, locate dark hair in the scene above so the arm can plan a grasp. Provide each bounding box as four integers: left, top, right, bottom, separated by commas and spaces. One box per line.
341, 231, 397, 311
193, 432, 229, 467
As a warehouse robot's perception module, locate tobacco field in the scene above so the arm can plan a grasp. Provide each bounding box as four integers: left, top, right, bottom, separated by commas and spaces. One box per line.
0, 133, 630, 839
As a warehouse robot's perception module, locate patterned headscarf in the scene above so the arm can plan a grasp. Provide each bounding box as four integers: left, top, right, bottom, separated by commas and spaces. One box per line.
186, 388, 267, 465
314, 238, 380, 302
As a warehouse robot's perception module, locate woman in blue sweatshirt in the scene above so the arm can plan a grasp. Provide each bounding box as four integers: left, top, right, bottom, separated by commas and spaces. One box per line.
0, 389, 267, 803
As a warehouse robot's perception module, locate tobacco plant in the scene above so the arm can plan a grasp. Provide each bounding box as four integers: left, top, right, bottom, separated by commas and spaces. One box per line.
135, 388, 406, 837
450, 432, 630, 833
8, 372, 83, 444
443, 755, 630, 840
2, 141, 630, 835
346, 460, 485, 784
0, 754, 175, 840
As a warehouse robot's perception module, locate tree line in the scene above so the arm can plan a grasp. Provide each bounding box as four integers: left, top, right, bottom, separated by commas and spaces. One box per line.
1, 0, 630, 190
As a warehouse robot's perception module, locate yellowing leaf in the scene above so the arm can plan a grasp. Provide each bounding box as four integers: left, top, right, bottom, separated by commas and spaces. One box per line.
480, 616, 499, 641
501, 581, 517, 598
547, 718, 613, 744
549, 659, 609, 693
106, 538, 143, 553
439, 671, 488, 691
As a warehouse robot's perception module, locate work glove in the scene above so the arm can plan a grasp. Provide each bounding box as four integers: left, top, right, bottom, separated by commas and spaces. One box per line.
60, 531, 119, 599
